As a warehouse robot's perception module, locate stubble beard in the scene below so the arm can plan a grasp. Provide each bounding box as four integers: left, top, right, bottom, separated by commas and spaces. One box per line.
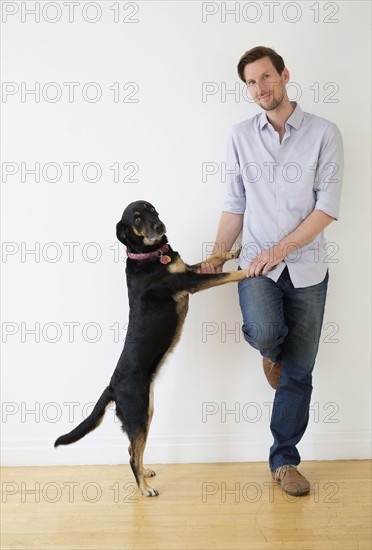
258, 85, 286, 112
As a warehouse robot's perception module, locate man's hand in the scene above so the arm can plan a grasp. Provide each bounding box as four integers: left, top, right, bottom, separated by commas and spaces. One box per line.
246, 244, 285, 277
199, 212, 243, 274
199, 262, 223, 274
245, 210, 335, 277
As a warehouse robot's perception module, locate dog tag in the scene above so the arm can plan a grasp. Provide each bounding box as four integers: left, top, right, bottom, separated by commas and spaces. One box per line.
160, 255, 171, 264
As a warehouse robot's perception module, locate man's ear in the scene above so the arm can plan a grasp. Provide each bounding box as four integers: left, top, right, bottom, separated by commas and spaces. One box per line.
116, 220, 129, 245
282, 67, 290, 83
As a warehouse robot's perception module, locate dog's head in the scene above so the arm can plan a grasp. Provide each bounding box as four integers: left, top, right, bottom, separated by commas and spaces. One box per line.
116, 200, 167, 250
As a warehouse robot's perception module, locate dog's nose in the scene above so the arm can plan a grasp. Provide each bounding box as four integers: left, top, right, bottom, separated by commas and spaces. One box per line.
153, 222, 165, 233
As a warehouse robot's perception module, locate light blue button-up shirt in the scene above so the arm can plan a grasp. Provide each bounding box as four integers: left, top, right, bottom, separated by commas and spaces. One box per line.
222, 102, 344, 288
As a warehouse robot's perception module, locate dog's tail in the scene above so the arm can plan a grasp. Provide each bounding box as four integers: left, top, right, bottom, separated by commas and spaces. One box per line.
54, 386, 114, 448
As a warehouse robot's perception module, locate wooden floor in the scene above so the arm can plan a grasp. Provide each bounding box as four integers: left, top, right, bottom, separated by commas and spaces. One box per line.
1, 460, 371, 550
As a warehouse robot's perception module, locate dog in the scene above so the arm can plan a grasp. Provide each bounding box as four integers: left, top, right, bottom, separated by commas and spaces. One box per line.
55, 200, 247, 496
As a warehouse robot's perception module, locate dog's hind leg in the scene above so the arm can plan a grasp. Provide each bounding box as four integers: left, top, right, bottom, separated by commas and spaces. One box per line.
128, 382, 157, 496
143, 382, 156, 479
129, 430, 158, 497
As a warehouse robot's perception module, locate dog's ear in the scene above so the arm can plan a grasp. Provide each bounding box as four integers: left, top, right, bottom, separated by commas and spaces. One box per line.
116, 220, 129, 245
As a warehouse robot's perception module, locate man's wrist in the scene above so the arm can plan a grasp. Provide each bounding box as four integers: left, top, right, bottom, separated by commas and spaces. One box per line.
275, 241, 298, 261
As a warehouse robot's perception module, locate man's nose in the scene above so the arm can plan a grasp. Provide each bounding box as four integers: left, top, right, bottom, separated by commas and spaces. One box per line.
249, 82, 263, 96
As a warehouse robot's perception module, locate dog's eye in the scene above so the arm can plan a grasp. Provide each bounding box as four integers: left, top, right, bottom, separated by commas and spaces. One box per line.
134, 216, 141, 225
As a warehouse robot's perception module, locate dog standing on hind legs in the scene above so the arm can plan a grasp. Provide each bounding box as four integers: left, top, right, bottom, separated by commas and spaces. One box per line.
55, 200, 247, 496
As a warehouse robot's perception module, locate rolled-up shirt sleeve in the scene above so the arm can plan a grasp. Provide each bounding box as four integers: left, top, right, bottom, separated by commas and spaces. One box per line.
222, 132, 246, 214
314, 123, 344, 220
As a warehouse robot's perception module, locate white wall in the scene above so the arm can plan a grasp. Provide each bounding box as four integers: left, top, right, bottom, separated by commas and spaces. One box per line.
1, 1, 371, 466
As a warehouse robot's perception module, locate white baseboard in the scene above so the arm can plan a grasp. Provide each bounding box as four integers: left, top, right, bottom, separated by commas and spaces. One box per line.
1, 432, 370, 467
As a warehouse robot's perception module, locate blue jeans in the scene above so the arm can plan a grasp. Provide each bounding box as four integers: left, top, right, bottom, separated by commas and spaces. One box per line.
238, 266, 329, 471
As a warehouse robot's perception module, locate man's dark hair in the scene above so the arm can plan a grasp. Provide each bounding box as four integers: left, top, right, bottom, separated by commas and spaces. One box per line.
237, 46, 285, 82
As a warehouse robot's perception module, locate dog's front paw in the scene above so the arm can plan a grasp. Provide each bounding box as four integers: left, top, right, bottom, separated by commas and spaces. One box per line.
144, 468, 156, 478
228, 244, 242, 260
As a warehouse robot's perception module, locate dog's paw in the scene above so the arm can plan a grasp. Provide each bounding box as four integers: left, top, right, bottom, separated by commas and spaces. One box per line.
144, 468, 156, 478
229, 245, 242, 260
142, 486, 159, 497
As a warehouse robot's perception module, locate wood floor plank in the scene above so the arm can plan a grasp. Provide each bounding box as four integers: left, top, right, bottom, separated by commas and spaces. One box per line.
1, 461, 371, 550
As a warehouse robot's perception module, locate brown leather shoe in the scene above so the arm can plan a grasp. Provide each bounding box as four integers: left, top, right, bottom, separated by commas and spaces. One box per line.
263, 357, 282, 389
272, 465, 310, 496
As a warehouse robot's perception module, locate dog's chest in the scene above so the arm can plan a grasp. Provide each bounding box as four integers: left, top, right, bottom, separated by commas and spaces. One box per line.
168, 291, 189, 349
174, 291, 189, 320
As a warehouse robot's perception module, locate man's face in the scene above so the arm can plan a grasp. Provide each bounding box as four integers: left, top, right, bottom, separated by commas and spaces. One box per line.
243, 57, 289, 111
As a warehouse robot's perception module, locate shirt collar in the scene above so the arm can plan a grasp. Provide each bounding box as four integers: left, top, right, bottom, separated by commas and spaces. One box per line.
259, 102, 304, 130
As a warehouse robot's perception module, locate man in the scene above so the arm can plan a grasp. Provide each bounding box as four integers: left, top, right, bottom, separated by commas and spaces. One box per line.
203, 46, 343, 496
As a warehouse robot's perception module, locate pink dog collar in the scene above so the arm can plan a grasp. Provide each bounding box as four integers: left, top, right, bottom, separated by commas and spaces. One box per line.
126, 243, 171, 264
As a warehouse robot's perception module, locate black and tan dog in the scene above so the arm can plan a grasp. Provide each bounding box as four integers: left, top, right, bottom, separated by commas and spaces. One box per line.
55, 200, 246, 496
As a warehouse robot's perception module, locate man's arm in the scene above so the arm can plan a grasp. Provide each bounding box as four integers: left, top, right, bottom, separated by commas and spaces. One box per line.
201, 212, 243, 273
247, 209, 335, 277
